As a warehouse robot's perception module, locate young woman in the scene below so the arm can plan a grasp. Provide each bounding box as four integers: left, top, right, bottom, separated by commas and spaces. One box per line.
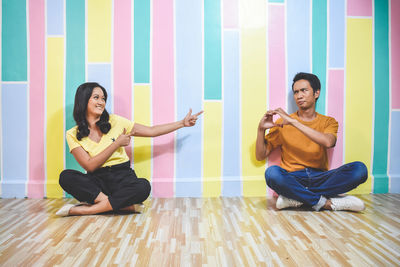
57, 82, 203, 216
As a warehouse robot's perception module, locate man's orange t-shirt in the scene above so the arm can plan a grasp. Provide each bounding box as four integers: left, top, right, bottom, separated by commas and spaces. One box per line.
265, 112, 338, 172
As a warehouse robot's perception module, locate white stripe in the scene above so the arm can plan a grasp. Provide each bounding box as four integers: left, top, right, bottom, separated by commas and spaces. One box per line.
204, 99, 223, 103
309, 0, 313, 72
269, 2, 284, 6
284, 0, 288, 112
0, 0, 3, 196
387, 0, 393, 192
370, 0, 376, 192
46, 34, 64, 38
221, 0, 225, 195
26, 0, 31, 197
224, 28, 239, 32
131, 0, 135, 167
150, 0, 154, 191
201, 0, 204, 194
0, 81, 29, 84
44, 0, 48, 197
85, 0, 88, 82
342, 0, 348, 165
265, 2, 270, 179
326, 0, 330, 115
347, 16, 373, 19
173, 0, 177, 196
87, 61, 113, 65
133, 82, 151, 86
110, 0, 114, 113
238, 0, 243, 195
62, 0, 66, 197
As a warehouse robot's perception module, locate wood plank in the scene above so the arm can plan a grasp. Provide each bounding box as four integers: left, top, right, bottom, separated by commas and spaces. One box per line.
0, 195, 399, 266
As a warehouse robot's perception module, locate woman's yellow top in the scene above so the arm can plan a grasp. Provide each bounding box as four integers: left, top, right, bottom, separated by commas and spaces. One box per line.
66, 114, 135, 167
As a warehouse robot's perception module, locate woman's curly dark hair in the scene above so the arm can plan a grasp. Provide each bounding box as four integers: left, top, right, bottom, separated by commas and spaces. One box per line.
73, 82, 111, 140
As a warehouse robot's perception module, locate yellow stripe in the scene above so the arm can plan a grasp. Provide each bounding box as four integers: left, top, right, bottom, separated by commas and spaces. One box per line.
133, 85, 152, 182
46, 37, 65, 198
88, 0, 112, 62
240, 0, 267, 197
345, 18, 373, 194
203, 102, 222, 197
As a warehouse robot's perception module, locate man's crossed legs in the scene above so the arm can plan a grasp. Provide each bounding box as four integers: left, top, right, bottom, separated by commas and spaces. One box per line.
265, 161, 368, 211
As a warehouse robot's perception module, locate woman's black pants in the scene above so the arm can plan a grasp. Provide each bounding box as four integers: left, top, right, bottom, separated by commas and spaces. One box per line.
59, 161, 151, 211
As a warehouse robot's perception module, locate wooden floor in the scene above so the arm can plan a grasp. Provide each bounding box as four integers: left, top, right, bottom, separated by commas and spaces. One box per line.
0, 194, 399, 266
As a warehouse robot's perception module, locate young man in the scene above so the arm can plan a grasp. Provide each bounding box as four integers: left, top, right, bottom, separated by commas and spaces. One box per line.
256, 72, 367, 211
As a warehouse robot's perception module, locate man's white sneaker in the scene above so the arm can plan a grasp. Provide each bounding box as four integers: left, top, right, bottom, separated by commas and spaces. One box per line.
330, 195, 365, 212
276, 195, 303, 209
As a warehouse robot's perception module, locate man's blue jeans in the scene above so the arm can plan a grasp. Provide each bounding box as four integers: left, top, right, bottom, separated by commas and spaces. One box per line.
265, 161, 368, 211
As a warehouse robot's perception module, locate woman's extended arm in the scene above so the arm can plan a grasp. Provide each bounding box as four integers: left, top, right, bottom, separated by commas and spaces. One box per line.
131, 109, 203, 137
71, 129, 133, 172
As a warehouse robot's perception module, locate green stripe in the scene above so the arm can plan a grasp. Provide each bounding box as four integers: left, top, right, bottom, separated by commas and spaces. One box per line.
373, 0, 389, 193
312, 0, 327, 115
2, 0, 27, 81
134, 0, 150, 83
65, 0, 86, 185
204, 0, 222, 100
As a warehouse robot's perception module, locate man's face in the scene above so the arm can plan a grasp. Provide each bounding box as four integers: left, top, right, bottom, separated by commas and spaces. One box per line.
292, 79, 320, 110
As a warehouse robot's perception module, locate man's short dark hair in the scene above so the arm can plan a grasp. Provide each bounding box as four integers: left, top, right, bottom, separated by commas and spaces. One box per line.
292, 72, 321, 100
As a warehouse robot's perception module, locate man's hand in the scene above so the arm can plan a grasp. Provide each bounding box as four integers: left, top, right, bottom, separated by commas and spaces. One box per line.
273, 108, 296, 126
258, 111, 282, 131
272, 108, 337, 148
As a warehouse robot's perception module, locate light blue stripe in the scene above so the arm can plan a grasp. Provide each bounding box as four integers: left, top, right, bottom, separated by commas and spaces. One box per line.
286, 0, 311, 113
269, 0, 284, 2
87, 64, 113, 113
134, 0, 150, 83
222, 30, 241, 197
47, 0, 64, 35
175, 0, 203, 197
1, 83, 28, 198
328, 0, 345, 68
312, 0, 327, 115
389, 111, 400, 193
204, 0, 222, 100
2, 0, 27, 81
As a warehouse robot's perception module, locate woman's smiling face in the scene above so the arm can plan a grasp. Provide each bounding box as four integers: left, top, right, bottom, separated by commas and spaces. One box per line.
86, 87, 106, 117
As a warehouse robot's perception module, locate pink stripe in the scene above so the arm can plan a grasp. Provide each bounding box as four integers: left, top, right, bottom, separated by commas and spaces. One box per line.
327, 70, 344, 169
347, 0, 372, 17
113, 0, 132, 118
392, 0, 400, 108
28, 0, 45, 198
268, 5, 286, 110
152, 0, 175, 197
223, 0, 238, 28
267, 5, 285, 191
113, 0, 133, 161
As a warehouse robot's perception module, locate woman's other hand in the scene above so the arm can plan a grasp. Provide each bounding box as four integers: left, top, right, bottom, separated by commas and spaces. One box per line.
115, 128, 134, 147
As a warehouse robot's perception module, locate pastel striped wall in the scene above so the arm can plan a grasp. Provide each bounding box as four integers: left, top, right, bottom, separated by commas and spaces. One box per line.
390, 0, 400, 193
1, 0, 399, 198
240, 0, 267, 197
